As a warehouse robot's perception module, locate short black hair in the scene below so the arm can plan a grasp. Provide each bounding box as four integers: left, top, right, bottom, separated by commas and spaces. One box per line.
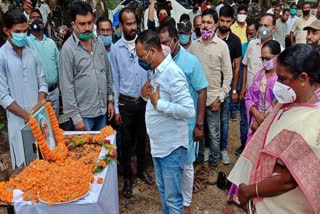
193, 15, 201, 26
158, 17, 178, 39
136, 29, 162, 51
237, 5, 247, 13
282, 8, 290, 14
263, 13, 276, 26
179, 13, 190, 22
219, 5, 234, 18
96, 17, 112, 30
202, 8, 218, 23
31, 8, 43, 19
3, 9, 27, 29
278, 44, 320, 84
262, 40, 281, 55
119, 7, 136, 24
70, 1, 93, 22
246, 18, 259, 31
157, 7, 171, 18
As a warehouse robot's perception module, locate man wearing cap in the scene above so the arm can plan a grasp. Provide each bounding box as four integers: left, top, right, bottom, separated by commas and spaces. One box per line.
178, 19, 193, 51
27, 19, 60, 116
305, 20, 320, 46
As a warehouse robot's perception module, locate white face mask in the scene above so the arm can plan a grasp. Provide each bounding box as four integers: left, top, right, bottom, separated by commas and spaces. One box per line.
237, 14, 247, 23
272, 81, 297, 104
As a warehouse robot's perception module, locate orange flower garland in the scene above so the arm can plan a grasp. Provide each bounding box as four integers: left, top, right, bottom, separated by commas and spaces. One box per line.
28, 102, 68, 162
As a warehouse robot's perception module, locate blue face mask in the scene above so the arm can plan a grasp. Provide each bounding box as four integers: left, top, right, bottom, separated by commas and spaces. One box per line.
138, 50, 152, 70
99, 35, 112, 46
11, 32, 27, 47
178, 34, 190, 45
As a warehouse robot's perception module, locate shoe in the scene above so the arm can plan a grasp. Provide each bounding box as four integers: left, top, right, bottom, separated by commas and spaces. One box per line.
208, 169, 218, 185
221, 150, 230, 165
230, 113, 237, 121
137, 171, 154, 186
123, 179, 132, 198
235, 145, 245, 156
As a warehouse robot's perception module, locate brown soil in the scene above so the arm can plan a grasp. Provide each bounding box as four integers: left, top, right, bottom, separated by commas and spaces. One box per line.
0, 113, 244, 214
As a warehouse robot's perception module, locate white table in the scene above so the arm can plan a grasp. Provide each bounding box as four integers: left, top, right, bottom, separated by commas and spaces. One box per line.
13, 134, 119, 214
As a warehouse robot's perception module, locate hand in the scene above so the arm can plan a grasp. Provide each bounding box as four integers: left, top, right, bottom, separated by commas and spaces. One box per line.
75, 120, 86, 131
238, 184, 250, 210
150, 84, 160, 109
23, 0, 33, 14
250, 120, 259, 132
141, 80, 152, 99
107, 102, 114, 121
193, 127, 204, 141
115, 114, 122, 126
239, 88, 247, 100
231, 93, 239, 103
255, 111, 266, 125
210, 98, 222, 112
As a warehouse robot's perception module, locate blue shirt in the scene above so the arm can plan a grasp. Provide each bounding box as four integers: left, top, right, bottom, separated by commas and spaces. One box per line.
146, 54, 195, 158
110, 37, 150, 114
173, 47, 209, 164
27, 34, 59, 88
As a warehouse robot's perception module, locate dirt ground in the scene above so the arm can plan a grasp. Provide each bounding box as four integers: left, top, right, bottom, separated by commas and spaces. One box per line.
0, 112, 244, 214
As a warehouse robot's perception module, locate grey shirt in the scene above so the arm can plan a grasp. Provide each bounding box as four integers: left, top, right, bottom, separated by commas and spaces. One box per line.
59, 33, 113, 124
274, 19, 287, 48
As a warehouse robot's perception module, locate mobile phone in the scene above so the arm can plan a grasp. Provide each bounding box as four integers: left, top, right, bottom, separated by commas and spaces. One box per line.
31, 0, 37, 9
248, 200, 255, 214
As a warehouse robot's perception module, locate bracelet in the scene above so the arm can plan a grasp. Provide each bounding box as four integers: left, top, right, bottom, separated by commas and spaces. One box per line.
256, 182, 260, 198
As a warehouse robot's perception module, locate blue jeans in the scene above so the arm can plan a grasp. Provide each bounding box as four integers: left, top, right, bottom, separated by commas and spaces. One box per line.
240, 100, 248, 146
153, 147, 186, 214
220, 96, 230, 151
83, 114, 107, 131
206, 108, 220, 168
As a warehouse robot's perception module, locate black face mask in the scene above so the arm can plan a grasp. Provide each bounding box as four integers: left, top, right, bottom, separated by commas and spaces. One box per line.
195, 28, 201, 37
303, 10, 310, 16
219, 26, 229, 34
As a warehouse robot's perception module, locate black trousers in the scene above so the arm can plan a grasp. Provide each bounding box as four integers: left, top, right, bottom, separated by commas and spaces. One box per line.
119, 96, 146, 180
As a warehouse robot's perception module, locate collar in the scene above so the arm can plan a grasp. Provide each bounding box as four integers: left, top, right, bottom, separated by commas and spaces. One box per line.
199, 33, 218, 44
234, 21, 247, 28
119, 35, 137, 47
154, 54, 172, 75
217, 29, 231, 40
173, 45, 184, 60
4, 40, 27, 54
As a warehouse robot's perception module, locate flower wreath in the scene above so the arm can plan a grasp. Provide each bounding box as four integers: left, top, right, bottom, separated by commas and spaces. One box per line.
28, 102, 68, 162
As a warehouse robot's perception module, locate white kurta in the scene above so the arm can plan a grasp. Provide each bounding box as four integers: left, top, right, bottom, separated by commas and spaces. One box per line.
0, 41, 48, 168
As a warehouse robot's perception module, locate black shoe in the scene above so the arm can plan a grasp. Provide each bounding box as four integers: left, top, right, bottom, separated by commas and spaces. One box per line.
235, 145, 245, 156
137, 171, 154, 186
123, 179, 132, 198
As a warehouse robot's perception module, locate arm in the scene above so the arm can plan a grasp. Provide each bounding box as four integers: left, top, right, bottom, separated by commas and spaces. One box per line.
290, 31, 295, 45
148, 0, 155, 22
240, 65, 248, 100
34, 52, 48, 101
232, 56, 241, 103
59, 46, 82, 125
105, 48, 115, 121
238, 164, 297, 208
290, 21, 297, 45
109, 45, 120, 115
220, 44, 232, 101
193, 88, 207, 141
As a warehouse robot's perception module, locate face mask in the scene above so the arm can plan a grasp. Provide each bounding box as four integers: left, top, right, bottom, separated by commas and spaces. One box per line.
99, 35, 112, 46
74, 25, 93, 41
138, 50, 154, 70
258, 26, 272, 40
114, 28, 122, 37
178, 34, 190, 45
237, 14, 247, 22
272, 81, 297, 104
201, 29, 215, 40
159, 14, 167, 22
262, 59, 275, 70
161, 44, 171, 55
303, 10, 310, 16
290, 9, 297, 15
248, 37, 256, 42
195, 28, 201, 37
11, 32, 27, 47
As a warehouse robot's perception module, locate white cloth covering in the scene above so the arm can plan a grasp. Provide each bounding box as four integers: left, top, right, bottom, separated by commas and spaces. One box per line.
13, 134, 119, 214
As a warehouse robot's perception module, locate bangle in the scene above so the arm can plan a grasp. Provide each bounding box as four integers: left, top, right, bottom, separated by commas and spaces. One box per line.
256, 183, 260, 198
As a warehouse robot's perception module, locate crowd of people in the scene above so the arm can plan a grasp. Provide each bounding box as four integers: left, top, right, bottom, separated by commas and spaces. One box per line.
1, 0, 320, 213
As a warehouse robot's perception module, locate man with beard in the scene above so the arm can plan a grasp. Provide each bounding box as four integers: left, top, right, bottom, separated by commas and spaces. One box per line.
216, 5, 241, 165
110, 8, 153, 198
190, 8, 232, 185
59, 1, 114, 131
274, 8, 290, 48
290, 2, 316, 44
304, 20, 320, 46
191, 15, 202, 40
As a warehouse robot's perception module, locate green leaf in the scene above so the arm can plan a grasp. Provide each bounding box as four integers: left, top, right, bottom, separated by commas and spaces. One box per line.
0, 123, 4, 130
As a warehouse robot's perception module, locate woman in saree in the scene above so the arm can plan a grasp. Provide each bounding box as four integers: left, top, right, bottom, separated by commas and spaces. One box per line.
227, 40, 281, 204
228, 44, 320, 213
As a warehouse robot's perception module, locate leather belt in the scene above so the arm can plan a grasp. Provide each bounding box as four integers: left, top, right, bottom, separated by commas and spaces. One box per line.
119, 93, 142, 103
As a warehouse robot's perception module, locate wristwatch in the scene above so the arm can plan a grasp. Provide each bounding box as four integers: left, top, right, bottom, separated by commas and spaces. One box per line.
196, 123, 204, 130
232, 90, 237, 94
